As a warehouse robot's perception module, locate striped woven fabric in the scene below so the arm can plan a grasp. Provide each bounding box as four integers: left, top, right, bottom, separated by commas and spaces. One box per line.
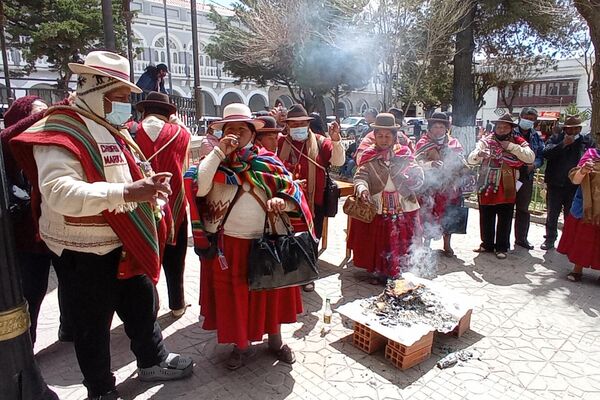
11, 108, 164, 283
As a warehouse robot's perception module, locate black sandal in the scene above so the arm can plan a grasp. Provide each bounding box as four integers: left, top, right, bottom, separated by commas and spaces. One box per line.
473, 246, 492, 253
271, 344, 296, 364
566, 272, 582, 282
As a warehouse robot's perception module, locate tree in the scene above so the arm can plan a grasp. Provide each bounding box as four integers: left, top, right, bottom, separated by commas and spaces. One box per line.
5, 0, 127, 90
573, 0, 600, 142
207, 0, 374, 119
451, 0, 574, 154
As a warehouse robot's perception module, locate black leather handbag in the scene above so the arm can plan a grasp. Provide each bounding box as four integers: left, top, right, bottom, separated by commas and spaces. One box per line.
248, 216, 319, 291
323, 170, 341, 217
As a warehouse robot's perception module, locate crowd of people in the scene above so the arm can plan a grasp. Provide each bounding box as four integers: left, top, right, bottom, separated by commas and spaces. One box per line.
1, 50, 599, 399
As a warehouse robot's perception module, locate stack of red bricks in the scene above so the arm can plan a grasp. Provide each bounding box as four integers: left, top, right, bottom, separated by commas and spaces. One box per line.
351, 309, 472, 370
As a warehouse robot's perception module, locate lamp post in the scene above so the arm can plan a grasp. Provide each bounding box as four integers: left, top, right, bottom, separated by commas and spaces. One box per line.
101, 0, 116, 51
162, 0, 173, 94
190, 0, 203, 119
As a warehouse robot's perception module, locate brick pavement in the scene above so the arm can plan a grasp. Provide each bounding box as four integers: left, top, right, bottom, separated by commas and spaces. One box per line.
33, 206, 600, 399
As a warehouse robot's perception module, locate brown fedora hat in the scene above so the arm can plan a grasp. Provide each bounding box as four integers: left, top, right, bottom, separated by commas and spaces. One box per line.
371, 113, 401, 130
285, 104, 314, 121
427, 112, 449, 127
256, 116, 283, 133
136, 91, 176, 114
563, 115, 584, 128
492, 113, 518, 126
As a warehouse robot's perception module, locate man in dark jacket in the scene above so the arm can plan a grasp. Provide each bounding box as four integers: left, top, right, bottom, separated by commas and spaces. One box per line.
513, 107, 544, 249
135, 63, 168, 94
541, 115, 595, 250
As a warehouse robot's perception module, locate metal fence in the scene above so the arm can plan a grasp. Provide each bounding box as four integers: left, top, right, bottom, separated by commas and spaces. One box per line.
0, 87, 203, 134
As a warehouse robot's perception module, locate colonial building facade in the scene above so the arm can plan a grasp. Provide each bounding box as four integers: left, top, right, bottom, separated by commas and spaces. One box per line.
1, 0, 384, 118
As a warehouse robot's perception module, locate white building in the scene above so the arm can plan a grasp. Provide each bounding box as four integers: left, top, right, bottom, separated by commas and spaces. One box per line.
1, 0, 385, 118
479, 58, 592, 125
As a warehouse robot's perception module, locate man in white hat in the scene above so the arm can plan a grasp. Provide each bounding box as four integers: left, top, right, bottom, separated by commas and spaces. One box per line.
11, 51, 193, 400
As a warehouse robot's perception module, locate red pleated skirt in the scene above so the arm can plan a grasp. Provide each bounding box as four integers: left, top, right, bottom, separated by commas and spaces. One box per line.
557, 214, 600, 269
199, 235, 303, 347
348, 210, 420, 278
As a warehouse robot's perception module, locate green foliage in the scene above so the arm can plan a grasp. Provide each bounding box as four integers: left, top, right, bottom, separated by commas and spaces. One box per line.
561, 103, 590, 122
206, 0, 376, 114
5, 0, 128, 89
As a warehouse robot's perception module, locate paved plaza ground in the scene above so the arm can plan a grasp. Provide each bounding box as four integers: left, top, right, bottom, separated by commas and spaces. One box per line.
33, 206, 600, 400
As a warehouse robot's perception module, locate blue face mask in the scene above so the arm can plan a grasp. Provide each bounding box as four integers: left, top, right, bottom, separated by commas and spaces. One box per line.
213, 130, 223, 139
289, 126, 309, 141
519, 119, 535, 131
105, 101, 131, 126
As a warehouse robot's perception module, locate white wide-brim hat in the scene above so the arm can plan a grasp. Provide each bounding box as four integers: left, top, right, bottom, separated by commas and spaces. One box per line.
210, 103, 265, 130
69, 51, 142, 93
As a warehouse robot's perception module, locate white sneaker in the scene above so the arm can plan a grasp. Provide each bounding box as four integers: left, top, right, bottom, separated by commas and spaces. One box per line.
138, 353, 193, 382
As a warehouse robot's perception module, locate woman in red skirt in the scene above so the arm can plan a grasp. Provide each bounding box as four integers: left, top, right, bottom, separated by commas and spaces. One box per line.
187, 104, 314, 369
414, 112, 468, 257
348, 113, 424, 284
557, 147, 600, 282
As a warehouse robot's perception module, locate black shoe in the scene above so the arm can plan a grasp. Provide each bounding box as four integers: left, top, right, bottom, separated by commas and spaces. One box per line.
88, 390, 122, 400
58, 325, 73, 343
515, 241, 534, 250
541, 241, 555, 250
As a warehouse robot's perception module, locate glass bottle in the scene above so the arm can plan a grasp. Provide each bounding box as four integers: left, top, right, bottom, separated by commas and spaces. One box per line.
324, 298, 332, 324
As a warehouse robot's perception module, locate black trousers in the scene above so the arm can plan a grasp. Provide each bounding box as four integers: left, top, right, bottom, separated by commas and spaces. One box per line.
479, 203, 514, 253
162, 218, 188, 310
52, 248, 168, 397
514, 174, 534, 243
545, 184, 577, 244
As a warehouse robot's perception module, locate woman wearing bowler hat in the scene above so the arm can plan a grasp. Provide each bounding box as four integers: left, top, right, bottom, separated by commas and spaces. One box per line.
348, 113, 424, 284
468, 114, 535, 260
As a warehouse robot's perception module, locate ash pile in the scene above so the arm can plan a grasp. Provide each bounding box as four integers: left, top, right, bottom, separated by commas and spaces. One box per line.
363, 279, 459, 332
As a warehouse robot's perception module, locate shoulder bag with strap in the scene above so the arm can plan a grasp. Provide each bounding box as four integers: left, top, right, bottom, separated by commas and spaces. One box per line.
285, 136, 340, 217
245, 188, 319, 291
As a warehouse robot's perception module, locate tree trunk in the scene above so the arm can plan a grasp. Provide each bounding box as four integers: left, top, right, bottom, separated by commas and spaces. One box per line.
574, 0, 600, 143
451, 4, 477, 154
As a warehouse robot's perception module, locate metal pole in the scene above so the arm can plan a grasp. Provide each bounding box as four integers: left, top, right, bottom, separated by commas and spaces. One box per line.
190, 0, 203, 119
0, 141, 58, 399
162, 0, 173, 94
0, 0, 13, 106
123, 0, 135, 82
101, 0, 116, 51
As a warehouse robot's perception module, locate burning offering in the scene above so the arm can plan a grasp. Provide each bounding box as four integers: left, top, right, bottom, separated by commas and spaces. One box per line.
337, 274, 474, 347
365, 279, 460, 332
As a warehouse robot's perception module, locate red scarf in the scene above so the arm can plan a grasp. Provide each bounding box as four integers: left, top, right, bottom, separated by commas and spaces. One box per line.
134, 121, 190, 245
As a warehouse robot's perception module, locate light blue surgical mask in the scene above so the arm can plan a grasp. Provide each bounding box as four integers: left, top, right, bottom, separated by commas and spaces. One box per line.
289, 126, 309, 141
518, 119, 535, 131
213, 130, 223, 139
105, 101, 131, 126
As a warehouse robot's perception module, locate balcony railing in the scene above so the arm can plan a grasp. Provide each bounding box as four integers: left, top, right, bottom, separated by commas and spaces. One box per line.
498, 95, 577, 108
133, 60, 231, 80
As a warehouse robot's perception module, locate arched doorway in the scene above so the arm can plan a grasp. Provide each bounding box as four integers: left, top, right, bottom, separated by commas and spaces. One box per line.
203, 92, 217, 117
356, 99, 369, 115
220, 91, 244, 114
276, 95, 293, 108
336, 102, 347, 118
248, 93, 268, 112
324, 98, 334, 116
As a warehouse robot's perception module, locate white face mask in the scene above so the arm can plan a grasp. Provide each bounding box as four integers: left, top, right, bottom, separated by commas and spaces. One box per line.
518, 119, 535, 131
289, 126, 309, 141
242, 140, 253, 150
105, 101, 131, 126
